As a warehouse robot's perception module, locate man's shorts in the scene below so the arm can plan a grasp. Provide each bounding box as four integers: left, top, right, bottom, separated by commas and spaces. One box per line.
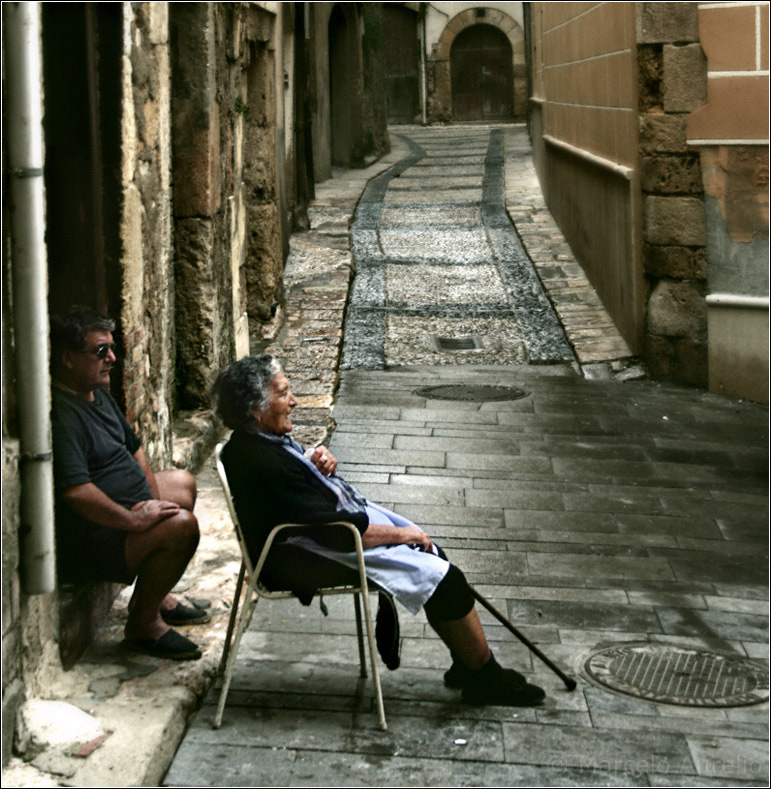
57, 519, 136, 586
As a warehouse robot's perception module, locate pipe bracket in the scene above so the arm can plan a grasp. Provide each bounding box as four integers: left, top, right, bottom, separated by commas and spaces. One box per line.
20, 450, 53, 464
14, 167, 44, 178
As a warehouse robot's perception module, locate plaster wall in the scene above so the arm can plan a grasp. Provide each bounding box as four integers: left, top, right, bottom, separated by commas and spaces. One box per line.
686, 1, 769, 403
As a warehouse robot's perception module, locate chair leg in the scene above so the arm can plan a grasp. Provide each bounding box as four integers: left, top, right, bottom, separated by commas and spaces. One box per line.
218, 561, 247, 675
357, 585, 387, 731
353, 593, 367, 679
213, 586, 258, 729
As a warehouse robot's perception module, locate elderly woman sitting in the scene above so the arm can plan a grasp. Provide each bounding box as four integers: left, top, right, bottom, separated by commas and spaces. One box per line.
212, 355, 545, 707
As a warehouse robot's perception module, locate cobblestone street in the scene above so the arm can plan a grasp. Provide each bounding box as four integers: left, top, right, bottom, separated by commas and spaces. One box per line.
344, 126, 574, 368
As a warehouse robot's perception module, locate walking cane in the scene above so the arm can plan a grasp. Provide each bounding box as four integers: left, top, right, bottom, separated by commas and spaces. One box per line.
470, 587, 577, 691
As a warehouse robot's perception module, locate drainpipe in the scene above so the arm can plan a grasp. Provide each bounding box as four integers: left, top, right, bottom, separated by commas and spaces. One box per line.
4, 2, 56, 594
419, 3, 428, 125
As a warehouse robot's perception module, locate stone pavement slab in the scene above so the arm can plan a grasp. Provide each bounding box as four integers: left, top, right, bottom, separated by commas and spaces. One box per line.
166, 362, 767, 788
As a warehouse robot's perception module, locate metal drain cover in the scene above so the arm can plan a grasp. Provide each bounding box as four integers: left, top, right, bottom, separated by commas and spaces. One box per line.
415, 384, 528, 402
585, 643, 769, 707
434, 336, 483, 352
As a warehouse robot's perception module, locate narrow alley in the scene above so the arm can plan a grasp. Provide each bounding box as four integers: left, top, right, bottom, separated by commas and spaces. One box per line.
343, 126, 574, 368
3, 4, 767, 787
161, 126, 768, 787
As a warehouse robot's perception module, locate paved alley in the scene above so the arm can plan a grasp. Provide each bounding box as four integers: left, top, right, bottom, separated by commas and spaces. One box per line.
164, 127, 768, 787
8, 127, 764, 788
166, 363, 768, 787
343, 126, 575, 369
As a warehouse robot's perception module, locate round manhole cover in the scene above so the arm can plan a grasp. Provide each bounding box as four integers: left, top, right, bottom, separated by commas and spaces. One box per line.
414, 384, 528, 402
585, 643, 769, 708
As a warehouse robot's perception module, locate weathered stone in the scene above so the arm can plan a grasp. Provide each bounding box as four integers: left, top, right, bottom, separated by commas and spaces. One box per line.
647, 279, 707, 339
637, 2, 700, 44
245, 203, 283, 326
638, 44, 663, 112
646, 334, 708, 387
663, 43, 707, 113
16, 700, 105, 757
641, 154, 704, 195
639, 113, 688, 154
645, 196, 707, 246
644, 245, 707, 279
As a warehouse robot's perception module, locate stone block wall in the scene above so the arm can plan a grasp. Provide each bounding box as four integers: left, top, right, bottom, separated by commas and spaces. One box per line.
120, 2, 176, 466
171, 3, 287, 409
530, 2, 714, 385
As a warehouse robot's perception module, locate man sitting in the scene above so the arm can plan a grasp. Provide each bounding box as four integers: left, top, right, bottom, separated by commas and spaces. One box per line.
50, 306, 207, 660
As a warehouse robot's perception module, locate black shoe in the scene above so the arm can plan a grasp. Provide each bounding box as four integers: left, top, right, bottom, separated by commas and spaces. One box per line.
375, 592, 401, 670
122, 629, 202, 661
461, 655, 545, 707
445, 652, 526, 690
444, 659, 473, 689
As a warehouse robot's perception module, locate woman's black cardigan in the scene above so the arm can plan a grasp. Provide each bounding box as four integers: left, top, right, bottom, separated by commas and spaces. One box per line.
221, 429, 370, 599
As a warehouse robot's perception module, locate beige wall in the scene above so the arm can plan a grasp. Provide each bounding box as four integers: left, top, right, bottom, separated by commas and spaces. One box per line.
530, 2, 644, 350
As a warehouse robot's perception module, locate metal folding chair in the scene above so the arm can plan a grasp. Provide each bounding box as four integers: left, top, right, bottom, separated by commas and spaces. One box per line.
212, 443, 387, 730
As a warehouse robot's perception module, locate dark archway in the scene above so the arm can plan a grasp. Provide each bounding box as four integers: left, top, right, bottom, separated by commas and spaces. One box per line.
328, 5, 357, 167
451, 24, 514, 122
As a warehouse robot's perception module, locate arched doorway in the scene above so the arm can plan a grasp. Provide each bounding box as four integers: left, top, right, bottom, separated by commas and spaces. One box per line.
328, 4, 356, 167
451, 24, 513, 122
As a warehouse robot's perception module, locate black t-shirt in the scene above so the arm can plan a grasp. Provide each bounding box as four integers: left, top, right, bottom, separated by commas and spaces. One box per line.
51, 386, 152, 508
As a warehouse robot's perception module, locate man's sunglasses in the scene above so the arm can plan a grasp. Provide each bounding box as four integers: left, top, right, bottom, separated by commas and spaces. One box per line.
80, 342, 117, 360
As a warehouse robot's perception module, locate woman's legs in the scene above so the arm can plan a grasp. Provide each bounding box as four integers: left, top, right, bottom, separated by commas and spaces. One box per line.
423, 562, 545, 706
429, 607, 490, 670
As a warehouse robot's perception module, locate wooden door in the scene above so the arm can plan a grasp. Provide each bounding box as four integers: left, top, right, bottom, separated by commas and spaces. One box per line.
451, 24, 513, 122
384, 5, 419, 124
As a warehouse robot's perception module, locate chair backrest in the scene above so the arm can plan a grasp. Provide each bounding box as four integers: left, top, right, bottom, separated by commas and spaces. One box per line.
214, 442, 256, 579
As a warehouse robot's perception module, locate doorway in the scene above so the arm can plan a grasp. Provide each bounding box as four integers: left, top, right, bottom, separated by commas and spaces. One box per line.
451, 24, 514, 122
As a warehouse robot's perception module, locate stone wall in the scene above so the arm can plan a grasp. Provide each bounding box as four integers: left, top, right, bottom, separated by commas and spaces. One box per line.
171, 2, 284, 409
638, 3, 708, 386
528, 3, 717, 386
120, 2, 176, 466
310, 3, 389, 182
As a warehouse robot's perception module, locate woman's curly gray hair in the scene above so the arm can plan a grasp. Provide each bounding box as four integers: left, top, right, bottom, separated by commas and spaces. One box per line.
211, 355, 283, 430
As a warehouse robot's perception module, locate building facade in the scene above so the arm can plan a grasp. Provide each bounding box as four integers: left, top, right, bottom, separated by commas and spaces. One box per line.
527, 1, 768, 400
382, 2, 528, 125
2, 1, 388, 765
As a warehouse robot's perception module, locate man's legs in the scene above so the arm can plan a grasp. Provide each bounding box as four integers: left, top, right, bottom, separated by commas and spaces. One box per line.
124, 469, 199, 641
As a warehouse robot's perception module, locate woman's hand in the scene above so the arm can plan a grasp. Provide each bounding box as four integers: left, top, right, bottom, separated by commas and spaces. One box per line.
362, 523, 435, 553
310, 446, 338, 476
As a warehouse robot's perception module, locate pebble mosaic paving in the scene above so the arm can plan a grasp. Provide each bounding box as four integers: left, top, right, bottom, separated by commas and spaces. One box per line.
342, 127, 575, 369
